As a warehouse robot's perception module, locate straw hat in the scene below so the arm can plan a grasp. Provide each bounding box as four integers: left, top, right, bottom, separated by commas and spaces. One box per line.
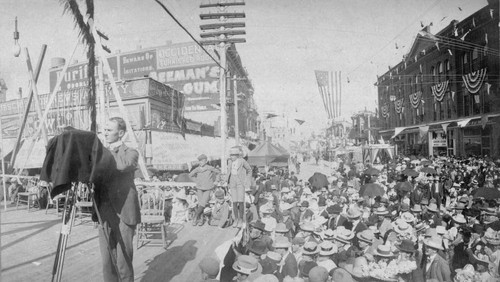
427, 203, 439, 213
452, 214, 467, 225
319, 241, 338, 256
374, 206, 389, 215
333, 227, 355, 244
394, 221, 413, 235
424, 236, 444, 250
273, 236, 291, 249
232, 255, 262, 275
229, 147, 241, 156
411, 204, 423, 213
401, 212, 416, 224
275, 223, 289, 234
323, 229, 335, 240
302, 241, 320, 255
373, 244, 395, 257
356, 229, 375, 244
300, 222, 316, 232
436, 226, 446, 235
346, 206, 362, 219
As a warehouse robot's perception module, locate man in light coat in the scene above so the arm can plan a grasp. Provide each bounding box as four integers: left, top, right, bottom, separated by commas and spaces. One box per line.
226, 147, 252, 228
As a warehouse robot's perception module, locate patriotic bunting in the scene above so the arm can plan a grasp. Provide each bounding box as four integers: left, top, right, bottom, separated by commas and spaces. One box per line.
381, 104, 390, 119
409, 91, 422, 108
431, 80, 449, 102
394, 98, 404, 114
462, 68, 487, 94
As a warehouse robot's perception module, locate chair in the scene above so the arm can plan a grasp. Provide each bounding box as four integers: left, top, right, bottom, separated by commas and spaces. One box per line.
45, 193, 66, 216
74, 183, 93, 224
136, 186, 166, 249
16, 179, 40, 212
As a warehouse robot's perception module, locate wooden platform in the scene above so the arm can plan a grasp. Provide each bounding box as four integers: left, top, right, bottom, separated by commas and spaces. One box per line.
1, 201, 237, 281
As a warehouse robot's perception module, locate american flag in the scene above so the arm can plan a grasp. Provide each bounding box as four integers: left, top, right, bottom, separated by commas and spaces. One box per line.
315, 70, 342, 119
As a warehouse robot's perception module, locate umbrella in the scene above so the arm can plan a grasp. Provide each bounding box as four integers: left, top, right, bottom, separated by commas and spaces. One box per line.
308, 172, 329, 192
359, 183, 385, 198
473, 187, 500, 200
402, 168, 419, 177
421, 160, 432, 166
394, 181, 412, 193
364, 167, 381, 176
174, 173, 193, 183
420, 167, 437, 174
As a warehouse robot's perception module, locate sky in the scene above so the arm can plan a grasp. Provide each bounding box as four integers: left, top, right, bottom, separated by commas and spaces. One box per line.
0, 0, 487, 133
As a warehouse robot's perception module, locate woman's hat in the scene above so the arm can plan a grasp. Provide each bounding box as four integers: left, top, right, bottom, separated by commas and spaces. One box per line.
346, 206, 362, 219
374, 206, 389, 215
427, 203, 439, 213
319, 241, 338, 256
229, 147, 241, 156
396, 239, 417, 253
333, 227, 355, 244
373, 244, 394, 257
424, 236, 444, 250
401, 212, 415, 224
356, 229, 375, 244
232, 255, 261, 275
452, 214, 467, 224
302, 241, 320, 255
411, 204, 423, 213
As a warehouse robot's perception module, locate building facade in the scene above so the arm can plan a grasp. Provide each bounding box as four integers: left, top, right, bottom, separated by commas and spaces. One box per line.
377, 0, 500, 158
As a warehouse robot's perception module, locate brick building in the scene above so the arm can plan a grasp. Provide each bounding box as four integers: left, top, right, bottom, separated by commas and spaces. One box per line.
377, 0, 500, 158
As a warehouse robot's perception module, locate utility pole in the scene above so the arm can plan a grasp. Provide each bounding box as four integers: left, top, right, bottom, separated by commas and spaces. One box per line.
200, 0, 246, 171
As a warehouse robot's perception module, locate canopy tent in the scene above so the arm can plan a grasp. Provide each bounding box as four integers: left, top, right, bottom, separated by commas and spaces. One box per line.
247, 141, 290, 167
362, 144, 396, 164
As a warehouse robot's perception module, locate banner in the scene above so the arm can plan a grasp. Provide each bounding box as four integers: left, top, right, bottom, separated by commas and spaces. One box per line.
419, 126, 429, 143
431, 80, 449, 102
457, 118, 473, 127
409, 91, 422, 108
391, 127, 406, 139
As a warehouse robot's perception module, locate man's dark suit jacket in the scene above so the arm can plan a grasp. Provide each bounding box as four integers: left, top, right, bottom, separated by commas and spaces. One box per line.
96, 144, 141, 226
328, 215, 350, 230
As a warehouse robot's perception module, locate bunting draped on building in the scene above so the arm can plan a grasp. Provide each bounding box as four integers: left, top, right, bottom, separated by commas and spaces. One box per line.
394, 98, 404, 114
462, 68, 487, 94
409, 91, 422, 108
381, 104, 390, 119
314, 70, 342, 119
431, 80, 449, 102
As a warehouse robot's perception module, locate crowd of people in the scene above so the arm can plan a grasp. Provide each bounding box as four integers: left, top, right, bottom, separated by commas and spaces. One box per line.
180, 150, 500, 282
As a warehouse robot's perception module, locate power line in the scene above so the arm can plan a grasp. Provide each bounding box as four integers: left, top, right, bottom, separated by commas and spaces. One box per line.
152, 0, 223, 70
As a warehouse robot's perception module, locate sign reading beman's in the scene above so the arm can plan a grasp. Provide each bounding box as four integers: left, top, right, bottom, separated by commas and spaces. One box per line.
48, 42, 219, 113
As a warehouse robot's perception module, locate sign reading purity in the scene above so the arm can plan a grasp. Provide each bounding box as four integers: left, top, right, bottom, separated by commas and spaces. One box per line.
49, 42, 219, 112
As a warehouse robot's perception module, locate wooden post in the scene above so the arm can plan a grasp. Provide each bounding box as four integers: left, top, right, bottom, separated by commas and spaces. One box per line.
1, 117, 7, 210
89, 18, 150, 181
9, 45, 46, 169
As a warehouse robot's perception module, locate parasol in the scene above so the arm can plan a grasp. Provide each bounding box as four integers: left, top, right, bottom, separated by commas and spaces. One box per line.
308, 172, 329, 192
420, 167, 437, 174
359, 183, 385, 198
402, 168, 419, 177
394, 181, 413, 193
364, 167, 381, 176
473, 187, 500, 200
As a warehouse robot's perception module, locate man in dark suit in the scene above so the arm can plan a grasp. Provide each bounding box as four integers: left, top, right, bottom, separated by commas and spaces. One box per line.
97, 117, 141, 282
429, 176, 445, 209
273, 237, 298, 280
323, 204, 349, 230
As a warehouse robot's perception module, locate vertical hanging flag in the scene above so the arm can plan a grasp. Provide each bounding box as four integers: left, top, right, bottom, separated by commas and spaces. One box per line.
314, 70, 343, 119
314, 70, 331, 119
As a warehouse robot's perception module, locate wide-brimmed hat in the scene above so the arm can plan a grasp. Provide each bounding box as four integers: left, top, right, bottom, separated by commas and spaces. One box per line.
452, 214, 467, 224
374, 206, 389, 215
346, 206, 362, 219
427, 203, 439, 213
300, 222, 316, 232
247, 240, 268, 255
275, 223, 289, 233
250, 220, 266, 231
394, 221, 413, 235
411, 204, 423, 213
396, 240, 417, 253
356, 229, 375, 244
323, 229, 335, 240
333, 227, 355, 244
424, 236, 444, 250
401, 212, 415, 224
232, 255, 261, 275
273, 236, 291, 249
302, 241, 320, 255
327, 204, 343, 214
229, 147, 241, 156
373, 244, 395, 257
319, 241, 338, 256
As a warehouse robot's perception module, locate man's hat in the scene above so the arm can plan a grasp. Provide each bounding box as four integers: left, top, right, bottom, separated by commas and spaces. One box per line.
215, 189, 225, 199
323, 229, 335, 240
327, 204, 342, 214
302, 241, 320, 255
232, 255, 261, 275
229, 147, 241, 156
275, 223, 289, 233
411, 204, 423, 213
333, 227, 355, 244
300, 222, 316, 232
319, 241, 337, 256
396, 240, 417, 253
427, 203, 439, 213
424, 236, 444, 250
199, 256, 220, 277
198, 154, 208, 161
273, 236, 291, 249
346, 206, 362, 219
247, 240, 268, 255
374, 206, 389, 215
356, 229, 375, 244
373, 244, 394, 257
250, 220, 266, 231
